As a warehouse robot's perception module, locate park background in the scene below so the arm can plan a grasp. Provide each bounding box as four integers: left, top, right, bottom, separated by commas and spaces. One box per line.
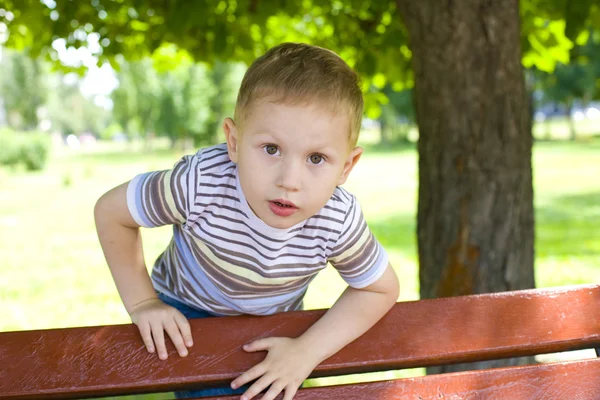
0, 1, 599, 398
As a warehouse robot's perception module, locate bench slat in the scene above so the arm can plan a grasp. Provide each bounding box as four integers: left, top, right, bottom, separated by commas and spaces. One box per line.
1, 284, 599, 399
203, 358, 600, 400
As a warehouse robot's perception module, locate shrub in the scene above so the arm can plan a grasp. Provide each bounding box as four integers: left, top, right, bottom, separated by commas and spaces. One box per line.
0, 128, 22, 166
0, 128, 52, 171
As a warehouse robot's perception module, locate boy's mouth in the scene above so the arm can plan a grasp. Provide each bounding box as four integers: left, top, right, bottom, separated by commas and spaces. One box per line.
270, 199, 297, 208
273, 201, 294, 208
269, 199, 298, 217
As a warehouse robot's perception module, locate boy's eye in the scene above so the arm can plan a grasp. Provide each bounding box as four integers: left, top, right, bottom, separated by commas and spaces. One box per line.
264, 144, 279, 155
308, 154, 324, 165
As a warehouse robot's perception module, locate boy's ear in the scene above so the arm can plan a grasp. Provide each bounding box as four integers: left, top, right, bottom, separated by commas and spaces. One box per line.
223, 118, 239, 163
338, 146, 363, 185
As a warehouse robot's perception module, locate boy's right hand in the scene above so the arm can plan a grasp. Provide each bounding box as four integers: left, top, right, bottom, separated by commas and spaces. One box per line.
129, 298, 194, 360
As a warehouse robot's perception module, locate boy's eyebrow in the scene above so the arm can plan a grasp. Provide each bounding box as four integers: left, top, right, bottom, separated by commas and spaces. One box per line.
249, 130, 280, 141
247, 126, 278, 136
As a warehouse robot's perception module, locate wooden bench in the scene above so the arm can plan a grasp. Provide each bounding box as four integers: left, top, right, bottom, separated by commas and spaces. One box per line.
1, 284, 599, 399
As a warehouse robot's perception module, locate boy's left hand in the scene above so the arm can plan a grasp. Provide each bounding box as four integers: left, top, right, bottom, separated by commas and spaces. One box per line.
231, 337, 320, 400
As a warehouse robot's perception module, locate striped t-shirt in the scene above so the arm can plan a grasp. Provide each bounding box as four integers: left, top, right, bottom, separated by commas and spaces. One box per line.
127, 143, 389, 316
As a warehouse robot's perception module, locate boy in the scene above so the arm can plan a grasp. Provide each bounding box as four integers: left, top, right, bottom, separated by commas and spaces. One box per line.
95, 42, 399, 400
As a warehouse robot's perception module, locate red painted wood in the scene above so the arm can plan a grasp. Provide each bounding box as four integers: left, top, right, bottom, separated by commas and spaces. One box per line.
203, 358, 600, 400
1, 284, 599, 399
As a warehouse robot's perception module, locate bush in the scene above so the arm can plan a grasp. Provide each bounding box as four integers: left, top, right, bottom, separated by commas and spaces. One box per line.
0, 128, 21, 166
0, 128, 52, 171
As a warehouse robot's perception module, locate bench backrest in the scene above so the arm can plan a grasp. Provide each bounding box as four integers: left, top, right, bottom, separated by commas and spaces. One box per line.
200, 358, 600, 400
1, 284, 599, 399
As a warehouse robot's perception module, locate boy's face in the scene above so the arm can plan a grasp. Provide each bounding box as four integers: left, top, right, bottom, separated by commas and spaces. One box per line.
224, 99, 362, 229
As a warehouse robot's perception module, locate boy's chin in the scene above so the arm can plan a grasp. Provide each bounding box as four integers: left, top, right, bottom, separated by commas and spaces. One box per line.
263, 218, 301, 230
259, 212, 305, 229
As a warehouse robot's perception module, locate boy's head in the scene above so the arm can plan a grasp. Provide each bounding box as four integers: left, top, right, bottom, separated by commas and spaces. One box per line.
234, 42, 363, 147
224, 43, 364, 229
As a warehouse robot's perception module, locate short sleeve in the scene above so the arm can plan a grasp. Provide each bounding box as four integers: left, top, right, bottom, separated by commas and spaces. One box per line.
127, 155, 199, 228
328, 195, 389, 289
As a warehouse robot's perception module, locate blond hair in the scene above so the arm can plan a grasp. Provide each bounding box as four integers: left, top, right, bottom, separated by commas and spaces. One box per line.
234, 43, 363, 147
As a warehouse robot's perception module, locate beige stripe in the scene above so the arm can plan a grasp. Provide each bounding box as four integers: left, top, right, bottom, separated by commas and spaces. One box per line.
190, 238, 315, 288
336, 239, 378, 276
331, 225, 371, 264
162, 169, 184, 222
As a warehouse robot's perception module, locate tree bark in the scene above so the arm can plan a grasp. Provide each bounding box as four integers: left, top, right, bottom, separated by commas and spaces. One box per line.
396, 0, 536, 373
566, 96, 577, 141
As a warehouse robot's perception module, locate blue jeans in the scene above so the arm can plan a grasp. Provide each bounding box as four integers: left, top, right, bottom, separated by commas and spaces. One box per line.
157, 292, 248, 399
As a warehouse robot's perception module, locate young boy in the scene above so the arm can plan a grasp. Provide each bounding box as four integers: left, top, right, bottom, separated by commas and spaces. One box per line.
95, 42, 399, 400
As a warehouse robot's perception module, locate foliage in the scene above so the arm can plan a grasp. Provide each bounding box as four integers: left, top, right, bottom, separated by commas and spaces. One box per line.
0, 127, 21, 166
534, 32, 600, 102
46, 73, 110, 136
19, 130, 51, 170
530, 31, 600, 139
1, 1, 598, 75
111, 53, 243, 146
376, 85, 415, 144
2, 1, 599, 119
202, 61, 246, 145
0, 48, 47, 130
154, 60, 214, 145
0, 0, 409, 115
111, 58, 160, 139
0, 127, 51, 171
0, 47, 109, 137
520, 0, 600, 72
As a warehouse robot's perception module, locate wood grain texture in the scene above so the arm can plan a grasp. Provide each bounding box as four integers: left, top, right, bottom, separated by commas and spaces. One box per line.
203, 358, 600, 400
1, 284, 599, 399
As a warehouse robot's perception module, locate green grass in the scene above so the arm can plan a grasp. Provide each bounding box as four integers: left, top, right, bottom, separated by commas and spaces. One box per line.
532, 116, 600, 141
1, 137, 599, 398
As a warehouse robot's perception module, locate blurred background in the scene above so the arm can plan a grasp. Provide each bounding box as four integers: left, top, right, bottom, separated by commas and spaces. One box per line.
0, 1, 599, 397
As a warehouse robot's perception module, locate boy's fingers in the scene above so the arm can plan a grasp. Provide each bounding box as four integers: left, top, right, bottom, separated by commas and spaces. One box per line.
138, 322, 155, 353
232, 364, 266, 389
282, 385, 298, 400
243, 337, 274, 352
164, 320, 188, 357
261, 380, 286, 400
173, 313, 194, 347
240, 374, 273, 400
150, 324, 168, 360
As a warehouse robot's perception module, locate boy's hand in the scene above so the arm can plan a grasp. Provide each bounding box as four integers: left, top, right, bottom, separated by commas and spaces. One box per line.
231, 337, 320, 400
129, 298, 194, 360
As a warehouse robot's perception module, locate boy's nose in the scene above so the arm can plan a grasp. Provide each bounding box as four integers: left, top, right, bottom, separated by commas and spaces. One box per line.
276, 160, 302, 192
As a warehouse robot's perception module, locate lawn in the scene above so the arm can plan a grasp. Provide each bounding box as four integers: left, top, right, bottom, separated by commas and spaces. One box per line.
1, 137, 599, 398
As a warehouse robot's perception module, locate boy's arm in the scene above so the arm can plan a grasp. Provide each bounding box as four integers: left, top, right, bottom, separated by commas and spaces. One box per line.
94, 182, 156, 312
94, 182, 193, 359
231, 263, 399, 400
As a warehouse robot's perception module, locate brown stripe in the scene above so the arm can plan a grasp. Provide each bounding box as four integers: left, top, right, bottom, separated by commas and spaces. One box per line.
191, 223, 328, 266
201, 150, 229, 162
170, 159, 190, 218
334, 236, 378, 274
193, 203, 248, 218
331, 219, 367, 256
199, 182, 237, 190
151, 171, 176, 224
308, 214, 345, 224
197, 193, 240, 202
142, 173, 163, 226
187, 240, 321, 294
200, 159, 231, 172
197, 214, 330, 253
323, 204, 345, 214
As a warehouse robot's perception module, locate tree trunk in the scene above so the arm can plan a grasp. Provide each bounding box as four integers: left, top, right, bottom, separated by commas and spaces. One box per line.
566, 97, 577, 141
396, 0, 536, 373
379, 113, 390, 145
